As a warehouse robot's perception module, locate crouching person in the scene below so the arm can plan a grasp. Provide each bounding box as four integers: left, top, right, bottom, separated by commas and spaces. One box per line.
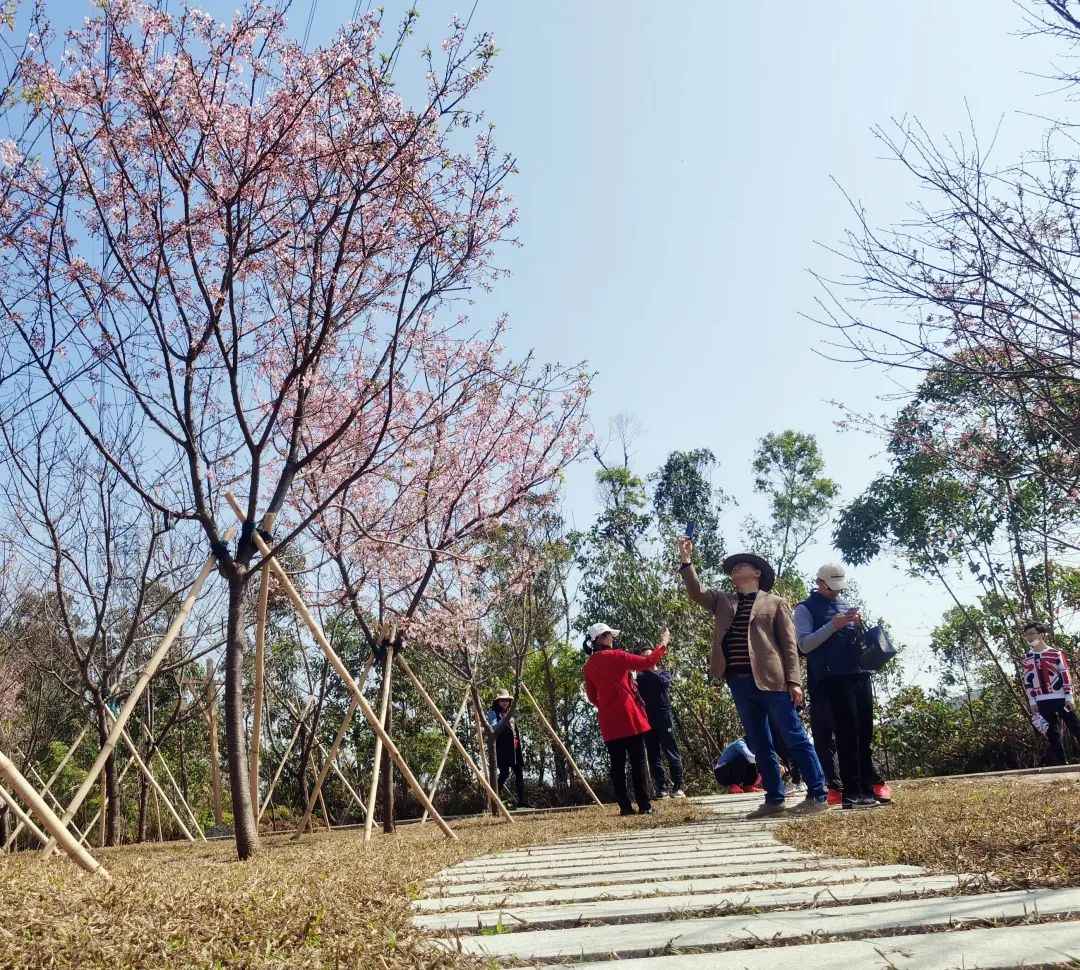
713, 736, 761, 793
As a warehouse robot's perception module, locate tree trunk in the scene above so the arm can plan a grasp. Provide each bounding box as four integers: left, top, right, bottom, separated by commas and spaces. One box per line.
380, 647, 395, 834
136, 772, 149, 844
224, 574, 260, 860
95, 703, 121, 847
541, 654, 568, 791
0, 804, 9, 849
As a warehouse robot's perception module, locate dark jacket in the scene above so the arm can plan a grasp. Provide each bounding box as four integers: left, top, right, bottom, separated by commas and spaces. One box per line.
636, 667, 672, 716
797, 590, 862, 681
487, 707, 523, 768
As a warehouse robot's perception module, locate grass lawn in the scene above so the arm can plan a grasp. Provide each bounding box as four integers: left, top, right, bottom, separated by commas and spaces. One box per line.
777, 776, 1080, 889
0, 802, 708, 969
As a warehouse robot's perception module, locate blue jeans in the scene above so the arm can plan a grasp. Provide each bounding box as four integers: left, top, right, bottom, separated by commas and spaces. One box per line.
727, 674, 827, 804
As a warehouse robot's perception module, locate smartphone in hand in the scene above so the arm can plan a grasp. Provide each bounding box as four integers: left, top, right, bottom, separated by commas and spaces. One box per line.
684, 520, 696, 540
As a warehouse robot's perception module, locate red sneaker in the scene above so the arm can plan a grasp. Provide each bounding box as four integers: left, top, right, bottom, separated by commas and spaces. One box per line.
827, 789, 843, 806
873, 782, 893, 803
728, 784, 744, 794
747, 784, 765, 793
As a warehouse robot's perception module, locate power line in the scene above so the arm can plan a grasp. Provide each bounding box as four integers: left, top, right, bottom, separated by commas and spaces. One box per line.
302, 0, 318, 50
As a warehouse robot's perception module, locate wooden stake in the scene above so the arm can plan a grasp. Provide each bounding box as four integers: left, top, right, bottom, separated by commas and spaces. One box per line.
249, 512, 275, 819
225, 493, 455, 840
151, 786, 163, 842
364, 648, 393, 843
469, 695, 492, 815
43, 539, 230, 857
420, 691, 470, 825
397, 656, 513, 822
0, 751, 109, 877
258, 698, 314, 822
4, 726, 89, 851
293, 656, 374, 839
517, 680, 603, 807
97, 766, 107, 848
0, 782, 47, 845
204, 658, 223, 827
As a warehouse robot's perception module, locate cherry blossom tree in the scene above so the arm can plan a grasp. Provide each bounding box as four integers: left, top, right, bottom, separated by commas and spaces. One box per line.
0, 1, 555, 859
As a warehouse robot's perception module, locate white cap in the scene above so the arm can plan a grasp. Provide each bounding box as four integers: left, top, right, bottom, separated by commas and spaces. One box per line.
587, 622, 621, 641
816, 563, 847, 591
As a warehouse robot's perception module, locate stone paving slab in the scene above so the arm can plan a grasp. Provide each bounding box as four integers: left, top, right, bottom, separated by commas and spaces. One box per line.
412, 864, 929, 912
537, 921, 1080, 969
435, 847, 811, 884
447, 887, 1080, 961
452, 833, 782, 866
414, 873, 971, 932
426, 857, 866, 896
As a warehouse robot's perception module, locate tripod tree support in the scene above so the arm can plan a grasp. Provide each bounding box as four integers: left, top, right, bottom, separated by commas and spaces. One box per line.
3, 726, 89, 851
0, 782, 46, 845
517, 679, 603, 808
420, 690, 470, 825
112, 720, 195, 842
41, 534, 232, 858
224, 492, 456, 840
141, 723, 206, 840
0, 751, 110, 878
294, 655, 375, 840
397, 654, 513, 823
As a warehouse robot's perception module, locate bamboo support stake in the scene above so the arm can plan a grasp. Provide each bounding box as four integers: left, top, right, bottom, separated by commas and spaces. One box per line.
397, 656, 513, 823
314, 772, 332, 832
249, 512, 275, 819
4, 726, 89, 851
294, 656, 374, 839
258, 699, 314, 822
517, 680, 603, 807
114, 723, 195, 842
225, 492, 456, 840
43, 538, 230, 857
470, 696, 493, 814
152, 787, 163, 842
205, 658, 223, 826
0, 782, 47, 845
421, 691, 470, 825
363, 649, 394, 843
142, 724, 205, 840
0, 751, 109, 877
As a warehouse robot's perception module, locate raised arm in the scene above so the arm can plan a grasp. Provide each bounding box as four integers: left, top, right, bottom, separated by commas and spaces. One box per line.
676, 538, 719, 613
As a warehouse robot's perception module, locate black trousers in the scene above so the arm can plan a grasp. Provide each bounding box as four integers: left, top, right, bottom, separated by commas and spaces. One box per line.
1037, 698, 1080, 765
713, 756, 758, 788
644, 709, 684, 792
808, 689, 843, 790
822, 673, 877, 799
498, 762, 526, 804
607, 732, 651, 812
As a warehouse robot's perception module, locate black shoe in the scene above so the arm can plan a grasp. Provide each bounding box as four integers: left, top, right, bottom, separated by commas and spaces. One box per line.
619, 807, 636, 816
639, 807, 658, 815
842, 796, 878, 810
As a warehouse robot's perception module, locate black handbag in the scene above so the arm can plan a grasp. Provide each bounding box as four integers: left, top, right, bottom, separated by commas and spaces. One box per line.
859, 624, 897, 672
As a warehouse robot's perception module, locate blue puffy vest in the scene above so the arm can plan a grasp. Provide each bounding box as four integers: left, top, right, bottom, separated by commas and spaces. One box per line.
800, 590, 863, 681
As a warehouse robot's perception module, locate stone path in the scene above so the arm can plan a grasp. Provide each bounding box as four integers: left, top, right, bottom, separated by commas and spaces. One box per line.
413, 793, 1080, 968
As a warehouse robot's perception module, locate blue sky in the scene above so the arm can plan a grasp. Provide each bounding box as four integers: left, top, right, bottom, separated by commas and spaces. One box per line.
46, 1, 1065, 683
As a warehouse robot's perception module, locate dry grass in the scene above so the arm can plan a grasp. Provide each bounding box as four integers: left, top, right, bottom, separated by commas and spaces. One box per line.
0, 803, 709, 969
777, 776, 1080, 889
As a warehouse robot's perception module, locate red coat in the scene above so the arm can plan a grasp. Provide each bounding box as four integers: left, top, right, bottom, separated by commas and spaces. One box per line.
584, 645, 668, 742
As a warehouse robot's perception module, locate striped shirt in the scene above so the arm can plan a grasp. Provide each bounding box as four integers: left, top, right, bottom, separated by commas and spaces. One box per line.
722, 591, 756, 676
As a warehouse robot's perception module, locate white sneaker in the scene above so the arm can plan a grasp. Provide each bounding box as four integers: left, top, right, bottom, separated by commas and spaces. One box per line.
670, 789, 686, 798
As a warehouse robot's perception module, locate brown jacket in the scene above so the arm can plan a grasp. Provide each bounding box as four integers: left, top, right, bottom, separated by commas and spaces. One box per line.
678, 564, 801, 691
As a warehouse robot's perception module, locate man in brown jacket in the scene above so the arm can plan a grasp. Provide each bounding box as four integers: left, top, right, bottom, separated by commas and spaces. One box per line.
677, 537, 828, 818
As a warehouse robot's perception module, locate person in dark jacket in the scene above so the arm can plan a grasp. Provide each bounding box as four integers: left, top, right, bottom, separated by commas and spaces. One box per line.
638, 631, 685, 798
487, 690, 527, 808
794, 563, 890, 810
583, 622, 667, 816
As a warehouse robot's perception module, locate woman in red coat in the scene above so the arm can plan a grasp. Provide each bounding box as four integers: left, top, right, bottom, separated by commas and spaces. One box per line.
584, 623, 669, 816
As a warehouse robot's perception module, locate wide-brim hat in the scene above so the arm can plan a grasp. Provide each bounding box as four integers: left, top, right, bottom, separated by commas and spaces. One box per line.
492, 689, 512, 704
722, 553, 776, 593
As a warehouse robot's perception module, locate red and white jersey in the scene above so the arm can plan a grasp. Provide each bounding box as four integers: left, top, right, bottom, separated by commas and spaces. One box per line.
1021, 649, 1074, 704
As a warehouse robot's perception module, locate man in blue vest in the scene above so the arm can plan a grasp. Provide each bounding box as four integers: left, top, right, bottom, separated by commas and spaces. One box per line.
794, 563, 890, 810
